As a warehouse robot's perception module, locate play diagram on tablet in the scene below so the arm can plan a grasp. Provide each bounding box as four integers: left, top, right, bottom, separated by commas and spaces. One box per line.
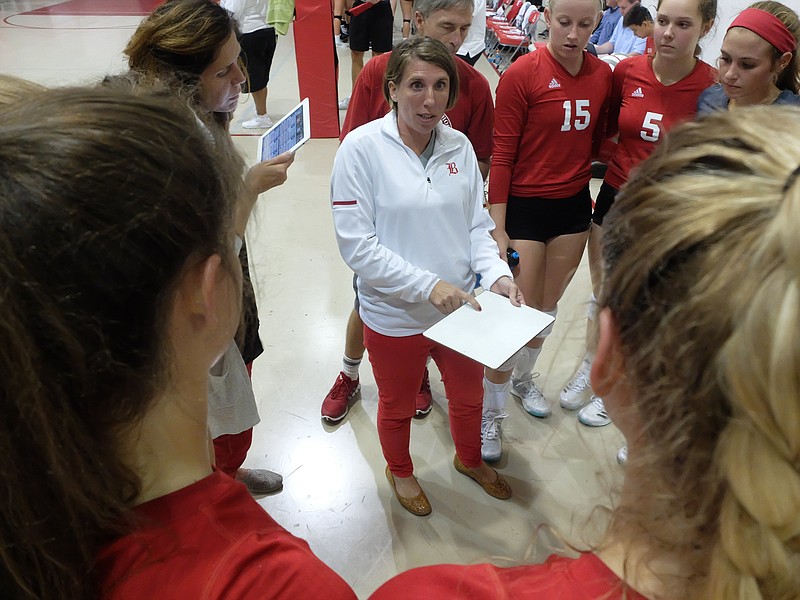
257, 98, 310, 161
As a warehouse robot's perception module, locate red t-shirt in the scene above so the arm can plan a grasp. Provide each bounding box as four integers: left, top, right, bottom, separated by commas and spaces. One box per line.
97, 471, 356, 599
369, 553, 650, 599
340, 52, 495, 160
489, 48, 612, 203
604, 55, 716, 189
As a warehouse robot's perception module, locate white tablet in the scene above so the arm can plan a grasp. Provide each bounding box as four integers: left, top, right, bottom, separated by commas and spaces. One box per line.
423, 291, 555, 370
257, 98, 310, 161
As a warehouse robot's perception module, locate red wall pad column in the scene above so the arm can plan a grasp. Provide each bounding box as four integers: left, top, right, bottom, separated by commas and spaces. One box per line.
294, 0, 340, 138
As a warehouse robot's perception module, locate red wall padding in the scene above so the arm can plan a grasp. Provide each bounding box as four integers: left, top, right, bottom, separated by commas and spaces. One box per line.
294, 0, 340, 138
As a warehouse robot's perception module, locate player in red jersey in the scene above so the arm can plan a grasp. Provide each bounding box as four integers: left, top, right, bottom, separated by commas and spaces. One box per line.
561, 0, 717, 435
479, 0, 611, 461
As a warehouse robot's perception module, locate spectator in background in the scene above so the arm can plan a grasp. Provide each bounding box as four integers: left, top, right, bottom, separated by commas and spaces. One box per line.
624, 3, 654, 56
221, 0, 278, 129
595, 0, 646, 56
220, 0, 278, 129
339, 0, 394, 110
590, 0, 621, 45
457, 0, 487, 66
401, 0, 413, 38
333, 0, 350, 46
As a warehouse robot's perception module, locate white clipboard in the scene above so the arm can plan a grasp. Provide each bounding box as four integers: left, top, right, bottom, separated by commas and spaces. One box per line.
423, 291, 554, 369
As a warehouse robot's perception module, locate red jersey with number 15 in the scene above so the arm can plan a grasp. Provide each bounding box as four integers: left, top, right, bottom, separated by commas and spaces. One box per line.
489, 47, 611, 203
604, 55, 716, 189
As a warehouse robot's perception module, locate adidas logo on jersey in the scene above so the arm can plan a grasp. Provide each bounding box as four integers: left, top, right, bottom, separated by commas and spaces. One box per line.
631, 87, 644, 98
548, 78, 561, 89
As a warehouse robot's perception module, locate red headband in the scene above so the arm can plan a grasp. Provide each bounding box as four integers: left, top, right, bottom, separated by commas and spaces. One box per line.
728, 8, 797, 54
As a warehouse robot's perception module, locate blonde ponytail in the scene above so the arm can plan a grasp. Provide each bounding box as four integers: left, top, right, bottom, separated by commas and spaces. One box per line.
706, 179, 800, 599
599, 105, 800, 598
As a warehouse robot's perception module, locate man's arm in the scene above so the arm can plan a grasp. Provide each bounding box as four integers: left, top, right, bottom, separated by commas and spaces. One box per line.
478, 159, 490, 181
595, 40, 614, 54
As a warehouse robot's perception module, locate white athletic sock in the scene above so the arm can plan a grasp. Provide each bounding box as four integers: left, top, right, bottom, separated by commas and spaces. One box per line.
482, 377, 510, 413
342, 354, 361, 380
513, 347, 542, 382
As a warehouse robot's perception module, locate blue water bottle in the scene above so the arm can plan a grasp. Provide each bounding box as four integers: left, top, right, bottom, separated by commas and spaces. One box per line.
507, 247, 520, 272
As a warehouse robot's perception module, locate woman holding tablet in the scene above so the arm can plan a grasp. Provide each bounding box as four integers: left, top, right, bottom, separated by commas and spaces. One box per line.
0, 84, 354, 600
331, 37, 523, 516
125, 0, 294, 198
698, 1, 800, 113
371, 103, 800, 600
125, 0, 293, 494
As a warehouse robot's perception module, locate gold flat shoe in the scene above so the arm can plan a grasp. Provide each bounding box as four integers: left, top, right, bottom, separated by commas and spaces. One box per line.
385, 466, 432, 516
453, 454, 512, 500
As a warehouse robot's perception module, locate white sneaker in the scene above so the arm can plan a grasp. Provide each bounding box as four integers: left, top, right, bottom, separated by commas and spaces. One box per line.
335, 36, 347, 48
338, 96, 350, 110
481, 410, 508, 462
616, 445, 628, 465
578, 395, 611, 427
559, 365, 591, 410
242, 114, 273, 129
511, 377, 551, 418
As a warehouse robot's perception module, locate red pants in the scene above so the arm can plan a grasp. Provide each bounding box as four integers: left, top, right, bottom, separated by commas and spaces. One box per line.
212, 361, 254, 477
364, 325, 484, 477
213, 428, 253, 477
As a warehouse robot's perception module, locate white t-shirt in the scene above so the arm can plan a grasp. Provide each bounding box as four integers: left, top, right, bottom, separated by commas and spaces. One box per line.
208, 341, 260, 438
221, 0, 269, 34
458, 0, 487, 58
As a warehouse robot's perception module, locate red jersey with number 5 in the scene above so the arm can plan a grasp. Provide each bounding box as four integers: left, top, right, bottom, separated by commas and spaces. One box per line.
604, 55, 716, 190
489, 47, 611, 203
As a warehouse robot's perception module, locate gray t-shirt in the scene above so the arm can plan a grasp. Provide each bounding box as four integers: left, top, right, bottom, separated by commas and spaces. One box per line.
697, 83, 800, 115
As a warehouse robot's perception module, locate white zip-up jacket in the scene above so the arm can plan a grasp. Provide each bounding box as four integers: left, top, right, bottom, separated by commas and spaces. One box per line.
331, 112, 511, 337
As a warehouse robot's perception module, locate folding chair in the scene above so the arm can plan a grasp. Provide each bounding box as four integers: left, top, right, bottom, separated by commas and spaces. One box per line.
485, 0, 525, 61
489, 9, 541, 73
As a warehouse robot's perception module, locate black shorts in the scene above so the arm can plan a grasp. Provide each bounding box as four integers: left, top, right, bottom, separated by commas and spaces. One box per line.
240, 27, 277, 92
349, 1, 394, 53
592, 180, 619, 226
505, 185, 592, 243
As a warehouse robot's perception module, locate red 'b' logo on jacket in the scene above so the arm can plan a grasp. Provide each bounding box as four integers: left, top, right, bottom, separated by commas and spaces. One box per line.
446, 162, 458, 175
